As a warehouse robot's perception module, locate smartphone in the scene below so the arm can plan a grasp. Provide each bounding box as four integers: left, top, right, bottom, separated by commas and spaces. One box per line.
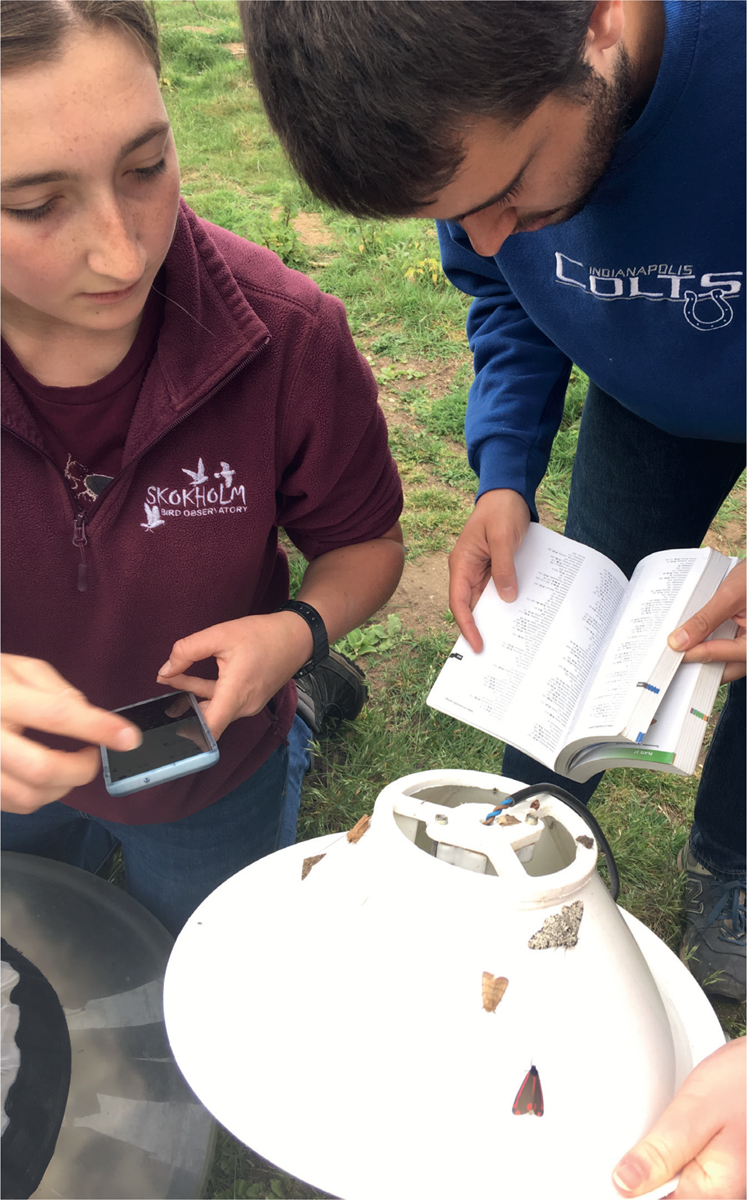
101, 692, 219, 797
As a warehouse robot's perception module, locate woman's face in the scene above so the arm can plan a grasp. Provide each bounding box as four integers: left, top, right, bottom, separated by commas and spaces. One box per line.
1, 27, 181, 337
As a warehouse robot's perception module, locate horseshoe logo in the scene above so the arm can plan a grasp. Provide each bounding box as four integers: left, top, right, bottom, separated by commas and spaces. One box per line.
683, 287, 733, 331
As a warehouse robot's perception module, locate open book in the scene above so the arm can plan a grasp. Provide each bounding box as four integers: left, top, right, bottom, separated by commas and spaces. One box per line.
427, 525, 737, 781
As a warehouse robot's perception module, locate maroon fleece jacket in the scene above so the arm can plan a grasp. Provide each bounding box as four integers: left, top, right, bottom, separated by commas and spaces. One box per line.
1, 202, 403, 824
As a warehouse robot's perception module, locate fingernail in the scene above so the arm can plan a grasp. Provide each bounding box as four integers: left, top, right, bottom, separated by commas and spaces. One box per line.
498, 586, 517, 602
158, 660, 172, 675
114, 727, 141, 751
668, 629, 688, 650
612, 1157, 648, 1193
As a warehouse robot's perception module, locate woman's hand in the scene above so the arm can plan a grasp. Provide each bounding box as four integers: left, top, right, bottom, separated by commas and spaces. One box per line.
157, 612, 314, 739
1, 655, 142, 813
612, 1038, 746, 1199
158, 523, 405, 740
668, 560, 746, 683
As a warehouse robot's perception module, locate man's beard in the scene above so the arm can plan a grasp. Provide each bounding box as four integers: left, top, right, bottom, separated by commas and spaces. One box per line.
516, 46, 634, 233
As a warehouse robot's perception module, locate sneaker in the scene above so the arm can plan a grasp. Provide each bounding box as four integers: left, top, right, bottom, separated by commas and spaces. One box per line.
677, 842, 745, 1001
295, 649, 367, 736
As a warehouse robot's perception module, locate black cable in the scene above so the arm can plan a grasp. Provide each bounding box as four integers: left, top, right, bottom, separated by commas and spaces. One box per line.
506, 783, 620, 902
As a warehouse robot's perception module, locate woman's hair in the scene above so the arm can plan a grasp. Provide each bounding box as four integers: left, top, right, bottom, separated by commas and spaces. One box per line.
0, 0, 160, 76
241, 0, 598, 218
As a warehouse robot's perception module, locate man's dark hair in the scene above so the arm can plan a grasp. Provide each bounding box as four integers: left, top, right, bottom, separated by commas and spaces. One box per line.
240, 1, 598, 218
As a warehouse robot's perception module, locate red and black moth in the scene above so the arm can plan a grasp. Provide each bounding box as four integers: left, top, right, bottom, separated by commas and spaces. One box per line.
512, 1065, 544, 1116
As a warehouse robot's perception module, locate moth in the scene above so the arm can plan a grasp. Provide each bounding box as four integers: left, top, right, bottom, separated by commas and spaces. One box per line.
512, 1066, 544, 1116
481, 972, 509, 1013
528, 900, 584, 950
576, 834, 594, 849
347, 814, 371, 843
301, 853, 326, 880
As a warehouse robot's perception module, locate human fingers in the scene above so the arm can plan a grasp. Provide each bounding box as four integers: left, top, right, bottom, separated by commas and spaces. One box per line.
448, 549, 487, 653
2, 656, 140, 752
156, 672, 216, 701
156, 629, 213, 681
669, 563, 746, 652
613, 1095, 711, 1198
157, 627, 250, 736
158, 627, 255, 691
159, 616, 315, 738
612, 1040, 746, 1200
718, 659, 747, 683
164, 693, 195, 719
196, 661, 273, 739
671, 1147, 745, 1200
678, 633, 746, 681
1, 732, 102, 813
482, 489, 531, 603
448, 490, 529, 650
158, 638, 258, 738
490, 543, 519, 603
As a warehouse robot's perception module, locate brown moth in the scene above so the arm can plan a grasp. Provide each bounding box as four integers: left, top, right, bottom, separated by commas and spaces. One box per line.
301, 853, 326, 880
347, 814, 371, 843
481, 972, 509, 1012
576, 834, 594, 849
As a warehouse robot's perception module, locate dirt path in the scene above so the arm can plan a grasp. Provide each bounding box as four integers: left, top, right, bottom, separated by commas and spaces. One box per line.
382, 554, 452, 633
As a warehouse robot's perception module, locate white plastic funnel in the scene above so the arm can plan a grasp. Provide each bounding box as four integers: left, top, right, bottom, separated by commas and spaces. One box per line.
164, 769, 724, 1200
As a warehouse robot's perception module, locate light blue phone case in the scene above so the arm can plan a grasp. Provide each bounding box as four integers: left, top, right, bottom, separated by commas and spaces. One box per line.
101, 692, 219, 797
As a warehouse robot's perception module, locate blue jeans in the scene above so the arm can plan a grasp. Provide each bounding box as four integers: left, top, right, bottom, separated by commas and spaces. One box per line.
502, 383, 745, 880
1, 714, 312, 936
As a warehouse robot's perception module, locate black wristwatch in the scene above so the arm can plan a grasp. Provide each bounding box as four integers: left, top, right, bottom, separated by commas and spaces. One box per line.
277, 600, 329, 679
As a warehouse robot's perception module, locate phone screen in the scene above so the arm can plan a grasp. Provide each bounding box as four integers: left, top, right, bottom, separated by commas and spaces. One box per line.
105, 695, 211, 782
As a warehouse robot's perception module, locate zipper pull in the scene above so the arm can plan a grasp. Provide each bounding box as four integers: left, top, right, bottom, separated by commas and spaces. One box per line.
72, 512, 88, 592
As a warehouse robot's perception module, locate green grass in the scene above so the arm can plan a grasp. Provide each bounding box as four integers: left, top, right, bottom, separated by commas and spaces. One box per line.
149, 7, 746, 1195
410, 363, 472, 439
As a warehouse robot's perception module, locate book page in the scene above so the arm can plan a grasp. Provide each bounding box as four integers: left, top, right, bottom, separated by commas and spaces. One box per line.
565, 627, 731, 779
636, 610, 736, 766
573, 550, 711, 737
427, 525, 627, 765
566, 663, 699, 775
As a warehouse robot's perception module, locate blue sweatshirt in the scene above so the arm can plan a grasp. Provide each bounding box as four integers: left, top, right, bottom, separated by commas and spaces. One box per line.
437, 1, 745, 516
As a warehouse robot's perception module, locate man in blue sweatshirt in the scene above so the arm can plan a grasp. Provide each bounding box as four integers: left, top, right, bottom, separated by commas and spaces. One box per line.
241, 1, 745, 992
242, 2, 746, 1193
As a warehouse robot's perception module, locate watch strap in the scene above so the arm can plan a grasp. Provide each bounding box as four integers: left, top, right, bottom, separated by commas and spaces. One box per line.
277, 600, 329, 678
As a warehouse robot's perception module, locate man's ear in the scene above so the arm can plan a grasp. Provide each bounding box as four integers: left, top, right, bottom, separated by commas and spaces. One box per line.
584, 1, 625, 67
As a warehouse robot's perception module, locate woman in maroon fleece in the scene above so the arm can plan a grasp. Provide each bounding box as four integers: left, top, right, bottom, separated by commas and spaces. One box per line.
0, 1, 404, 934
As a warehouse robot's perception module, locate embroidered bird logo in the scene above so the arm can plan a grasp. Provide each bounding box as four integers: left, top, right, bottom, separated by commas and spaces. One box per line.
214, 461, 235, 488
140, 503, 165, 531
182, 458, 208, 484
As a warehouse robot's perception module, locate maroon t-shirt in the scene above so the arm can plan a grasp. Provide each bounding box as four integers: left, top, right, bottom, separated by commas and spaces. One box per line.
1, 288, 163, 508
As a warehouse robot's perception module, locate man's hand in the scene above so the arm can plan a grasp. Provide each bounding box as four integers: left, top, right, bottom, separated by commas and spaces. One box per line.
612, 1038, 746, 1200
1, 655, 142, 814
449, 489, 531, 652
668, 560, 746, 683
157, 612, 315, 739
